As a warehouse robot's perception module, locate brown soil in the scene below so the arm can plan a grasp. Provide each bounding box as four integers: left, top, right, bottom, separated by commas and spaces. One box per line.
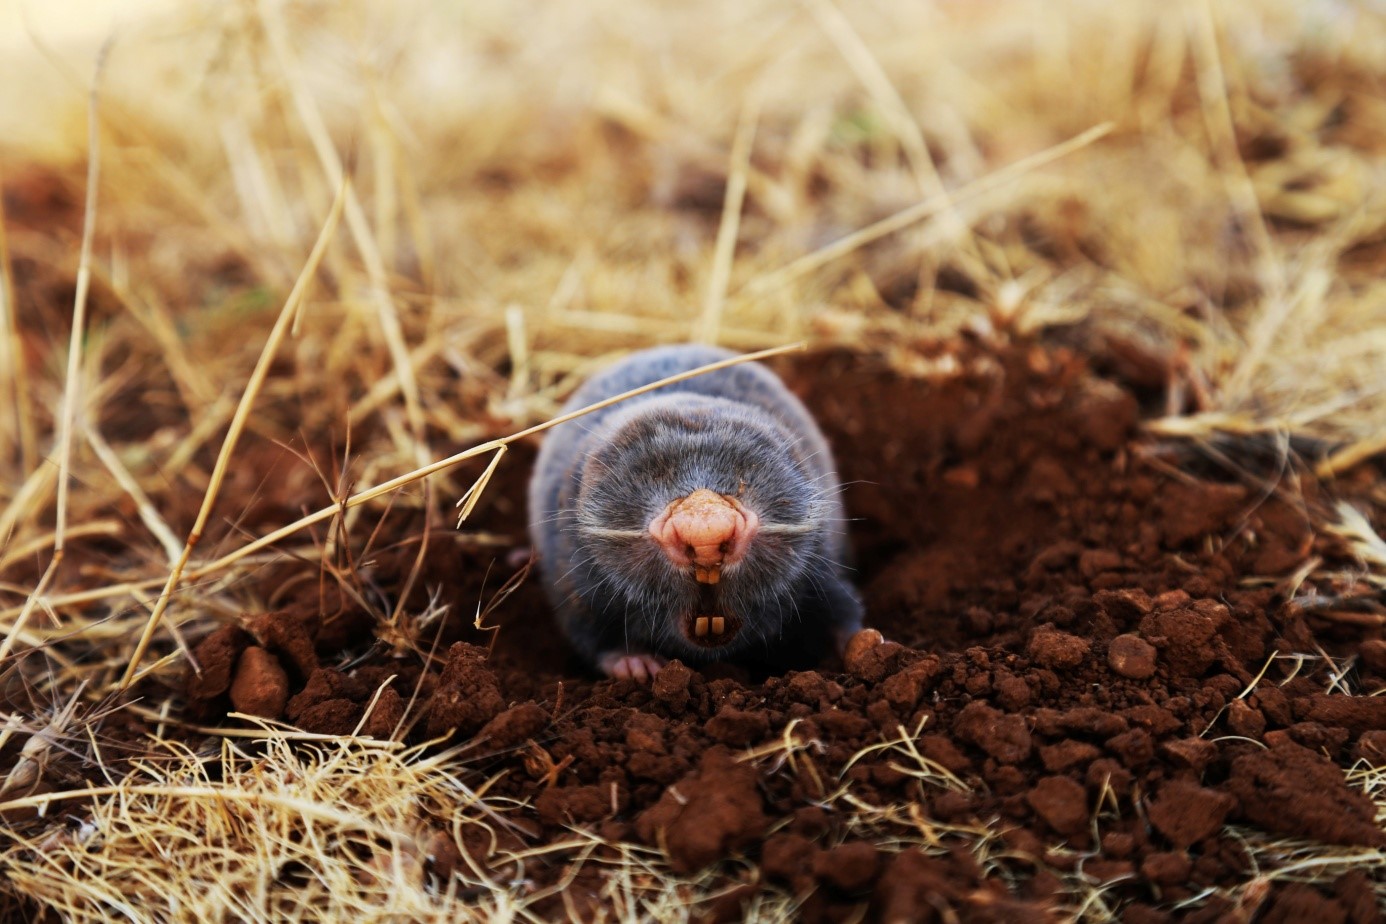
160, 340, 1386, 920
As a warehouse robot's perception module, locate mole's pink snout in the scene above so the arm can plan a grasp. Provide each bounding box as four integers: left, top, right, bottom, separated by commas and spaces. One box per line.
649, 489, 760, 584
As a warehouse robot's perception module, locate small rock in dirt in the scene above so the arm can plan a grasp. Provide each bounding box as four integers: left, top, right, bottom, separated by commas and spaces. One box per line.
1333, 870, 1379, 924
1039, 740, 1101, 772
423, 829, 461, 885
1107, 634, 1157, 679
954, 701, 1032, 764
705, 706, 770, 746
1295, 693, 1386, 735
918, 734, 973, 774
1159, 737, 1218, 772
701, 883, 757, 924
1226, 699, 1266, 738
186, 624, 251, 700
1159, 481, 1247, 547
1033, 707, 1127, 738
624, 712, 667, 753
993, 670, 1032, 711
229, 646, 289, 719
1227, 740, 1386, 847
1253, 684, 1293, 725
760, 833, 816, 884
1146, 780, 1235, 848
1086, 758, 1133, 796
1026, 625, 1090, 671
1085, 859, 1134, 883
1123, 905, 1173, 924
1273, 721, 1350, 757
843, 638, 906, 683
635, 747, 768, 873
286, 667, 348, 717
1358, 639, 1386, 675
815, 708, 872, 739
1139, 851, 1192, 886
1072, 378, 1138, 452
842, 628, 884, 673
245, 610, 319, 679
1119, 705, 1181, 736
294, 698, 363, 735
1105, 728, 1155, 769
359, 686, 404, 739
1138, 605, 1221, 679
426, 643, 506, 738
1093, 588, 1153, 624
1260, 883, 1352, 924
1078, 548, 1124, 579
1026, 775, 1088, 835
651, 660, 693, 710
1100, 831, 1135, 859
873, 850, 964, 923
479, 702, 549, 749
535, 784, 615, 826
812, 841, 880, 892
1353, 730, 1386, 764
881, 656, 942, 709
785, 670, 842, 707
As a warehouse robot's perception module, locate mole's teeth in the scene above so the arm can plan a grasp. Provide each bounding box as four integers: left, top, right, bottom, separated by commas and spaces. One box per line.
694, 617, 710, 637
694, 564, 720, 584
710, 616, 725, 635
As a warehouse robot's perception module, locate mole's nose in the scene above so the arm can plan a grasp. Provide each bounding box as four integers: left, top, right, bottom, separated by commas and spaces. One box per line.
648, 489, 760, 583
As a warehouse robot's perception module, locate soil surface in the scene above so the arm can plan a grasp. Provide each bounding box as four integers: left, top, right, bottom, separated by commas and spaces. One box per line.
157, 340, 1386, 920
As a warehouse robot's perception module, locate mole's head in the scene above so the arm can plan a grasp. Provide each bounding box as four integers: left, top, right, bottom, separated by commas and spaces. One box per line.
568, 394, 834, 663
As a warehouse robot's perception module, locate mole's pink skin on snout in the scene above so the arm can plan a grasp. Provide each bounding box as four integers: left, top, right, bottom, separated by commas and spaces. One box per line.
649, 489, 760, 584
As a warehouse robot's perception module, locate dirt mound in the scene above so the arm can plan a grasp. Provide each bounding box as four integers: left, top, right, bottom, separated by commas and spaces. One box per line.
181, 341, 1386, 921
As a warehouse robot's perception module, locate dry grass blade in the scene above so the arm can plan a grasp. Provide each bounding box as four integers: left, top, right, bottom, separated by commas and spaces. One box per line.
1316, 434, 1386, 480
455, 446, 508, 527
738, 121, 1113, 297
0, 162, 35, 477
804, 0, 985, 294
84, 425, 181, 564
695, 88, 762, 345
0, 45, 107, 667
1325, 501, 1386, 583
257, 0, 429, 466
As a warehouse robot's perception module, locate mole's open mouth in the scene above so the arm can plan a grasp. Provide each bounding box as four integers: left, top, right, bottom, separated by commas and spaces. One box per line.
683, 612, 741, 648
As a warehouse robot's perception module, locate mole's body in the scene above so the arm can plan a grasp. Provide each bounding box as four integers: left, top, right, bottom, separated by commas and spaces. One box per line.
528, 345, 863, 680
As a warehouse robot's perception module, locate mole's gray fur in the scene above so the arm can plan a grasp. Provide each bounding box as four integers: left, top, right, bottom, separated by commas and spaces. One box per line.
527, 345, 863, 671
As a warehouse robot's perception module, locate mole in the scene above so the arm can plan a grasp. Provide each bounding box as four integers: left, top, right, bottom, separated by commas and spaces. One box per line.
528, 345, 866, 681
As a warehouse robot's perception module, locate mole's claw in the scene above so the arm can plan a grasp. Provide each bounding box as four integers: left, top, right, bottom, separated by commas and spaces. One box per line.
599, 652, 668, 683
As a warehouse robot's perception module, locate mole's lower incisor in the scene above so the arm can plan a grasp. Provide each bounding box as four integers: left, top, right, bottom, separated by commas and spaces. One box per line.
527, 345, 864, 682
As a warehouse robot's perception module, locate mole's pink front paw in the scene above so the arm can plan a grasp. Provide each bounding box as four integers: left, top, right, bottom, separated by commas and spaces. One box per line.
599, 652, 668, 683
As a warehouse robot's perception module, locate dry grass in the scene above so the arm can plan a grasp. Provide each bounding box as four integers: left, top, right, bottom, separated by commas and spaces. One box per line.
0, 721, 805, 923
1, 0, 1386, 919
